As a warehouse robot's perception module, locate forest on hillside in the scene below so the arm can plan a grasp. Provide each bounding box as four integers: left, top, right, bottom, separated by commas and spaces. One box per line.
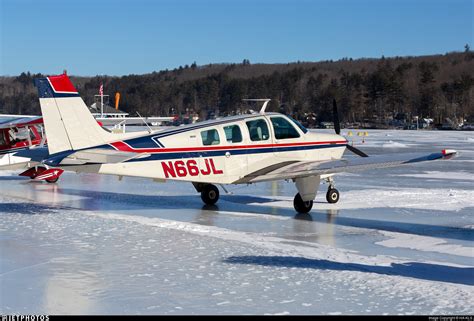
1, 49, 473, 128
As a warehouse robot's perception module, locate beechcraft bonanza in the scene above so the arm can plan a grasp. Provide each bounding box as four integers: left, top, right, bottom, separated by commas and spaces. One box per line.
32, 73, 457, 213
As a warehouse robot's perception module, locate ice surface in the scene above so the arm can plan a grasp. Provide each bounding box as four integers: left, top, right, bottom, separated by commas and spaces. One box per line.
0, 129, 473, 315
382, 141, 409, 148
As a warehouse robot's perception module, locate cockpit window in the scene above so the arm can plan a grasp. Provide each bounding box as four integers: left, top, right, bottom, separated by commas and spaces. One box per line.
287, 116, 308, 134
201, 129, 220, 146
270, 117, 300, 139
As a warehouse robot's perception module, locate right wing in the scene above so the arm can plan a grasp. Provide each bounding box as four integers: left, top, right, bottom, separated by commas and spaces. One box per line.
235, 150, 457, 183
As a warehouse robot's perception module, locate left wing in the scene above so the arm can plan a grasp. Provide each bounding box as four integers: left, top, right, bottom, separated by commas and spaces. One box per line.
235, 150, 457, 183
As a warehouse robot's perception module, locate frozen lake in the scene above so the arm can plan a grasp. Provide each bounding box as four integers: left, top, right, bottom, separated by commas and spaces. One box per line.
0, 129, 473, 315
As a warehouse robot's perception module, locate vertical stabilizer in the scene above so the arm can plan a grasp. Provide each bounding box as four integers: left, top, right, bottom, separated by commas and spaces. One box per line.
35, 73, 115, 154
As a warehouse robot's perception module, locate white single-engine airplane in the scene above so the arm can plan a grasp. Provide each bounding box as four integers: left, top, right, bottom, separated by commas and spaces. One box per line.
34, 73, 456, 213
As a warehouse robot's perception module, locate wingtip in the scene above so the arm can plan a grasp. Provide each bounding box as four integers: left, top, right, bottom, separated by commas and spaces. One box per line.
442, 149, 457, 159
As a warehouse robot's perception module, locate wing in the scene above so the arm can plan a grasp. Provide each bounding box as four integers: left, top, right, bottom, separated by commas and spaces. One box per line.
44, 148, 151, 166
235, 150, 457, 183
0, 115, 43, 129
95, 117, 175, 126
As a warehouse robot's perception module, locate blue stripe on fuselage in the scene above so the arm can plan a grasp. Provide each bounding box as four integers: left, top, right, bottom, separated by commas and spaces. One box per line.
123, 143, 344, 162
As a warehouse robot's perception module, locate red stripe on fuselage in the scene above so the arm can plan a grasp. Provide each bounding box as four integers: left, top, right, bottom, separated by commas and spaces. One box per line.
109, 140, 347, 154
48, 74, 78, 93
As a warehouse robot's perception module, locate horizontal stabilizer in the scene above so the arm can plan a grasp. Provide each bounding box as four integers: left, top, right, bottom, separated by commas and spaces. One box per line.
236, 150, 457, 183
55, 148, 150, 165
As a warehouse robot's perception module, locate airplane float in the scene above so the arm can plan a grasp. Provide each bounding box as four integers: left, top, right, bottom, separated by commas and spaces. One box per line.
28, 73, 456, 213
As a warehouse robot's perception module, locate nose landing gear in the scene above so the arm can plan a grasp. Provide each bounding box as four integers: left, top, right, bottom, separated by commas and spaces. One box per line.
326, 188, 340, 203
325, 176, 340, 204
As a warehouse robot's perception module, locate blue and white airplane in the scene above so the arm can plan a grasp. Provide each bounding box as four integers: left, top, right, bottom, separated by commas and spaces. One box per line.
33, 73, 456, 213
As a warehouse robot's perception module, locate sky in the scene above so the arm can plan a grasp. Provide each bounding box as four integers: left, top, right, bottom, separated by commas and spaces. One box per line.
0, 0, 472, 76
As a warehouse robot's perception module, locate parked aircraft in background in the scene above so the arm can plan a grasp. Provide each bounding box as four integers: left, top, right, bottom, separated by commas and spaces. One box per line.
33, 73, 456, 213
0, 115, 63, 182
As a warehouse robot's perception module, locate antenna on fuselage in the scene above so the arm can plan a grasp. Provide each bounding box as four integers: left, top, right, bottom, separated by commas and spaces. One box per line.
242, 99, 271, 114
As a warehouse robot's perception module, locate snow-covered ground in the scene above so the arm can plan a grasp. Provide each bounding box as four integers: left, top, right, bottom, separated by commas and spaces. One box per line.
0, 129, 473, 315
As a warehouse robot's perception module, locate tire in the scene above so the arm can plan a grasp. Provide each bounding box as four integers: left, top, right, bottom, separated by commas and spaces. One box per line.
293, 193, 313, 213
46, 177, 59, 184
201, 184, 219, 205
326, 188, 340, 204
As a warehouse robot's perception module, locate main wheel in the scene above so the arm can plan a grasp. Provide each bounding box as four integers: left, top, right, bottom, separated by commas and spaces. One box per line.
293, 193, 313, 213
46, 177, 59, 184
326, 188, 340, 204
201, 184, 219, 205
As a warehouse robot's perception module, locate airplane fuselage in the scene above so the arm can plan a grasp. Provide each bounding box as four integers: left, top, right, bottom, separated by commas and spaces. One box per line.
69, 113, 347, 184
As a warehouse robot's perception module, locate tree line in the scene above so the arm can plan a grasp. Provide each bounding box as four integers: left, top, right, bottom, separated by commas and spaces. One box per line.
1, 50, 473, 127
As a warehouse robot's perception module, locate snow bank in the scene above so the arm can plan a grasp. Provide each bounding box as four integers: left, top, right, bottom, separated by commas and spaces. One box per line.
376, 231, 474, 257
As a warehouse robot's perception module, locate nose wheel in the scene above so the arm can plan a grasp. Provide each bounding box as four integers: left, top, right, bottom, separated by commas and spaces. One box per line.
201, 184, 220, 205
326, 188, 340, 203
293, 193, 313, 213
324, 176, 340, 204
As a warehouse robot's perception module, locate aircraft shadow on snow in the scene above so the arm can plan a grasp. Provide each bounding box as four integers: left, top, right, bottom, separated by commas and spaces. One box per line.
11, 186, 472, 242
223, 255, 474, 286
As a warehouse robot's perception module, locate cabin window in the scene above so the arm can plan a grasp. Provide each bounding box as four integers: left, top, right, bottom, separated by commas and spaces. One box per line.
0, 132, 5, 146
270, 117, 300, 139
246, 119, 269, 141
201, 129, 220, 146
223, 125, 242, 143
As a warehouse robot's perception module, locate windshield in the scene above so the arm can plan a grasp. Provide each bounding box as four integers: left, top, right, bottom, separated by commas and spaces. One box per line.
287, 116, 308, 134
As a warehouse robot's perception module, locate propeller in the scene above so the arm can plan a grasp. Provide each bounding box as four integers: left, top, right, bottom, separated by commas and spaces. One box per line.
346, 144, 369, 157
332, 99, 369, 158
332, 99, 341, 135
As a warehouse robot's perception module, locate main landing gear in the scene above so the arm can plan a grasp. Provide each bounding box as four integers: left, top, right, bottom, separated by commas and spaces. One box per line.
19, 166, 63, 184
194, 183, 220, 205
292, 176, 340, 214
293, 193, 313, 213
